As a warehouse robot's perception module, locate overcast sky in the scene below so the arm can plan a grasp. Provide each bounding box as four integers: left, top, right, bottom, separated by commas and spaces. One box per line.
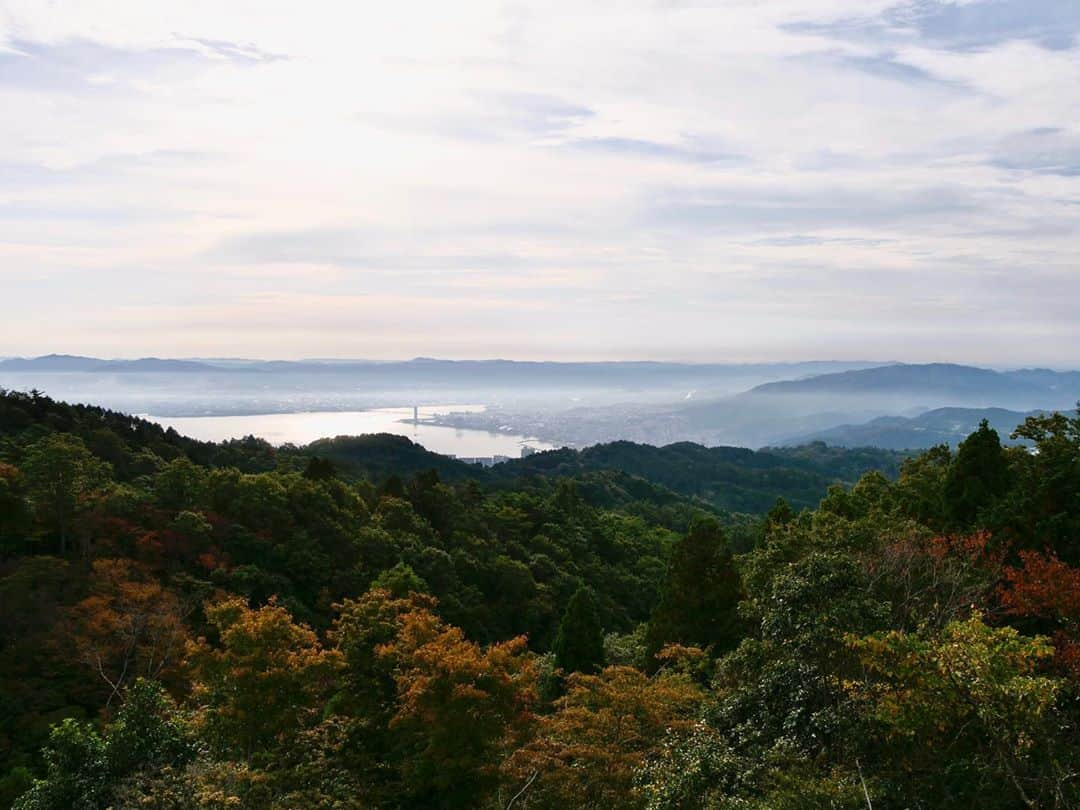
1, 0, 1078, 364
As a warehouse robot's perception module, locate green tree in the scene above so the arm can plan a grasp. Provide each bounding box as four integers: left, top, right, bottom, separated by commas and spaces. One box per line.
849, 614, 1070, 808
0, 463, 32, 559
153, 457, 206, 512
12, 719, 107, 810
553, 585, 605, 675
765, 496, 795, 531
12, 680, 193, 810
1006, 409, 1080, 561
645, 517, 742, 668
371, 561, 429, 598
944, 420, 1010, 527
0, 768, 33, 809
102, 679, 195, 778
303, 456, 337, 481
894, 443, 951, 530
21, 434, 110, 555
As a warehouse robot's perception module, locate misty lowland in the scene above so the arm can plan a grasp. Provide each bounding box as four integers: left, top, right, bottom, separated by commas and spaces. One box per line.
5, 1, 1080, 809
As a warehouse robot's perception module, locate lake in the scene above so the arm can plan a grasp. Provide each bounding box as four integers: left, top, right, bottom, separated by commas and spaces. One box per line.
144, 405, 555, 458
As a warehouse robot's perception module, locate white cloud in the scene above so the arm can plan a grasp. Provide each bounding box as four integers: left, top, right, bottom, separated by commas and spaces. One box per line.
1, 0, 1078, 364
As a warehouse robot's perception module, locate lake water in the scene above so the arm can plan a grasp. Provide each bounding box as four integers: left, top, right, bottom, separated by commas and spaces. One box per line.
144, 405, 555, 458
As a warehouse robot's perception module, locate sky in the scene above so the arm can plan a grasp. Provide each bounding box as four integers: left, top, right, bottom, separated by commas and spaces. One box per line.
1, 0, 1078, 364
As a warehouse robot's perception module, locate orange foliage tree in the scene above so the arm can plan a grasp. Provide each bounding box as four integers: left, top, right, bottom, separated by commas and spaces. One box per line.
186, 595, 343, 756
66, 558, 189, 707
503, 664, 703, 809
333, 588, 537, 809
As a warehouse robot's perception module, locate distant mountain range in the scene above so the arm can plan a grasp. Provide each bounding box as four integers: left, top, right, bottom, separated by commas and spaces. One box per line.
780, 407, 1043, 450
667, 364, 1080, 446
0, 354, 880, 378
0, 355, 222, 373
0, 355, 888, 416
747, 363, 1080, 409
8, 356, 1075, 406
3, 357, 1077, 451
433, 363, 1080, 450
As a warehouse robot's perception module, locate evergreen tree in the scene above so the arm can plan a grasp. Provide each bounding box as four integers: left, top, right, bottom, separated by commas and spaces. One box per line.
378, 474, 406, 499
303, 456, 337, 481
371, 562, 429, 598
944, 419, 1011, 527
645, 517, 742, 670
0, 463, 32, 559
553, 586, 605, 674
21, 434, 109, 556
765, 496, 795, 531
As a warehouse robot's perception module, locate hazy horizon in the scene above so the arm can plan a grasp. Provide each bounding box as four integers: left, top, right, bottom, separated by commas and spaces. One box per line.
7, 352, 1080, 373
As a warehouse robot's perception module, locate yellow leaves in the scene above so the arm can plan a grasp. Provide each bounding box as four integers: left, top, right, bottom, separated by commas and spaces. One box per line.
654, 643, 706, 673
187, 596, 343, 755
332, 588, 538, 804
379, 607, 537, 736
846, 613, 1062, 753
504, 665, 704, 807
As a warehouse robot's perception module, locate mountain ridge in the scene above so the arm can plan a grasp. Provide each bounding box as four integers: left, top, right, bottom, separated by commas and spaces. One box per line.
779, 406, 1045, 450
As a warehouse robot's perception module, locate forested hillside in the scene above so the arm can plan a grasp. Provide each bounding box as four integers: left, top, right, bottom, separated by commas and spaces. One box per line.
784, 406, 1042, 450
2, 389, 1080, 808
309, 435, 907, 513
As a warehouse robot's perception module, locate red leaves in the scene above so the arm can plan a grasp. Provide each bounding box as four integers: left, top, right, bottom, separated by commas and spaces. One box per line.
1001, 550, 1080, 623
1000, 550, 1080, 678
924, 530, 1001, 565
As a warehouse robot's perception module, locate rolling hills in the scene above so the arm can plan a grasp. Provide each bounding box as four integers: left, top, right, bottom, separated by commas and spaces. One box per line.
781, 407, 1043, 450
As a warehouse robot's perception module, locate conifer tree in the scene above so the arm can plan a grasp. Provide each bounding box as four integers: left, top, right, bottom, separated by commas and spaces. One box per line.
553, 586, 605, 674
645, 517, 742, 669
944, 419, 1011, 527
765, 496, 796, 531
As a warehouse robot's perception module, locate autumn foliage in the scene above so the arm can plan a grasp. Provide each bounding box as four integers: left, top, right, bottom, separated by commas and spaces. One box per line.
1000, 550, 1080, 678
65, 559, 189, 707
186, 596, 343, 756
3, 393, 1080, 809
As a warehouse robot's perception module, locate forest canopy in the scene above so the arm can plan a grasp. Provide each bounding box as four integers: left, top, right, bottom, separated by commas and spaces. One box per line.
1, 389, 1079, 809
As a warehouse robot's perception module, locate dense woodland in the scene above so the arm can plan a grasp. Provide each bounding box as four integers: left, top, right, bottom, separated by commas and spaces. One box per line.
1, 388, 1079, 808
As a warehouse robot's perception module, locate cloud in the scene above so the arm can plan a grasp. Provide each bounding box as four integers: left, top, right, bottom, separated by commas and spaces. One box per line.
367, 91, 594, 143
0, 34, 281, 96
785, 0, 1080, 52
990, 128, 1080, 176
894, 0, 1080, 52
813, 50, 971, 90
642, 183, 980, 232
212, 227, 549, 272
0, 0, 1078, 365
0, 37, 208, 92
561, 135, 744, 166
179, 37, 288, 65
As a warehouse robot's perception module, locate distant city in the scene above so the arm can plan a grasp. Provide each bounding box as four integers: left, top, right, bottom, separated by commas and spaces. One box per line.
450, 445, 539, 467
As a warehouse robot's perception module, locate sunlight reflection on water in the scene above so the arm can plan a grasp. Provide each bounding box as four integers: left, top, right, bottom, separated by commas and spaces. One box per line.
144, 405, 554, 458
